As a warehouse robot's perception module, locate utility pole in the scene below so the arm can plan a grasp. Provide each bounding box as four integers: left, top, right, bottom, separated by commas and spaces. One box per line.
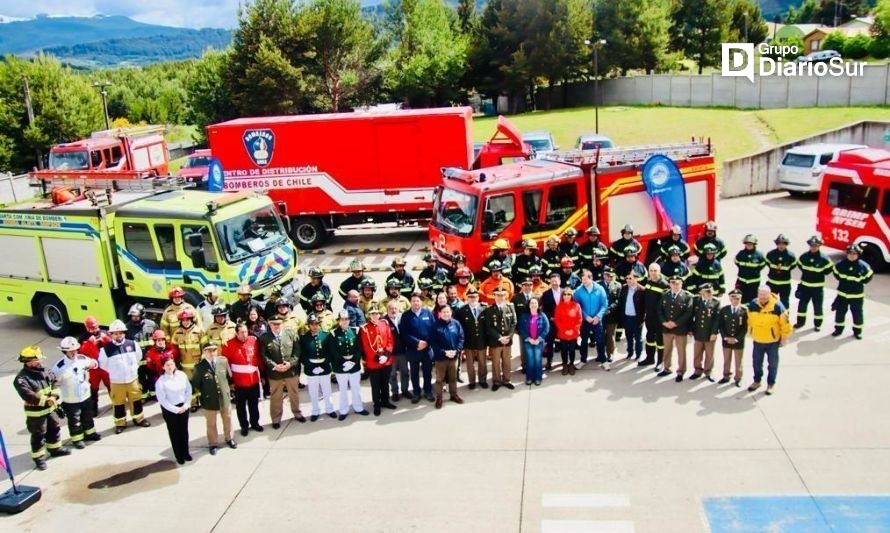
22, 75, 42, 169
585, 38, 607, 134
92, 81, 112, 130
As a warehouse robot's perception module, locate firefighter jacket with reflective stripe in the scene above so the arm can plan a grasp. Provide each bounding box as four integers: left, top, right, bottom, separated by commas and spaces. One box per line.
205, 320, 237, 347
690, 257, 726, 294
513, 253, 542, 282
766, 248, 798, 285
657, 237, 691, 262
694, 236, 728, 260
14, 366, 59, 417
747, 294, 792, 343
661, 260, 691, 282
160, 302, 201, 336
99, 340, 142, 384
609, 237, 642, 262
833, 259, 874, 299
52, 354, 93, 403
126, 318, 158, 351
643, 276, 669, 321
579, 240, 609, 265
734, 248, 767, 284
172, 325, 205, 369
796, 250, 833, 288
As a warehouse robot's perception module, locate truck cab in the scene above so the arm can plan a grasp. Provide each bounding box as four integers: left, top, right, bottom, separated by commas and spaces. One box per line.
45, 126, 169, 176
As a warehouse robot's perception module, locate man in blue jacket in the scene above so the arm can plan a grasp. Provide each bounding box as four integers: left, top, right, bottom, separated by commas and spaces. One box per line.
399, 292, 436, 404
430, 305, 465, 408
573, 270, 609, 370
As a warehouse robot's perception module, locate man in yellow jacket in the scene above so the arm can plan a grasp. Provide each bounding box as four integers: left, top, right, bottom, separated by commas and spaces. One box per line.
746, 285, 792, 395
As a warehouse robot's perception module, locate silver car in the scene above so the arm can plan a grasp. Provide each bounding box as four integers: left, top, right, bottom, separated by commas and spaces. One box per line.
777, 143, 867, 194
575, 133, 614, 151
522, 131, 559, 159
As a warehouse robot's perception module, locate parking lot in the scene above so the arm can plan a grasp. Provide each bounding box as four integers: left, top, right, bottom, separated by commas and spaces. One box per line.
1, 192, 889, 532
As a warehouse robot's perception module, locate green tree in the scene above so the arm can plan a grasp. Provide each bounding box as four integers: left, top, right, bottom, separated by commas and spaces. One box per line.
821, 30, 847, 52
385, 0, 468, 107
225, 0, 312, 116
598, 0, 672, 75
729, 0, 768, 44
843, 33, 872, 59
457, 0, 479, 34
784, 0, 819, 23
302, 0, 383, 111
672, 0, 733, 74
186, 51, 235, 140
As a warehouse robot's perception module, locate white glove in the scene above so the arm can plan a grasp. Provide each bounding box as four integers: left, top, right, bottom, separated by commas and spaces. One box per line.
312, 367, 324, 375
343, 361, 355, 371
377, 355, 388, 364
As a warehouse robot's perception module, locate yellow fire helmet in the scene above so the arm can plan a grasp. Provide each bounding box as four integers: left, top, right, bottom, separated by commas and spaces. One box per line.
492, 238, 510, 251
19, 345, 44, 363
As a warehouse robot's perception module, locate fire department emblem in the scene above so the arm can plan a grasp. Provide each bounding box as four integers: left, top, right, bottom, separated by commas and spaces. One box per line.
243, 129, 275, 167
649, 161, 670, 187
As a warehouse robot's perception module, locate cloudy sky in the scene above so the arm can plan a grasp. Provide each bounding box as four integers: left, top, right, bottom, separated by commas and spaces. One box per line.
0, 0, 244, 28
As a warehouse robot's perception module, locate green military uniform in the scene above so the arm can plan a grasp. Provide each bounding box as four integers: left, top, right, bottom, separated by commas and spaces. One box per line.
689, 293, 721, 378
258, 328, 301, 380
191, 355, 232, 412
794, 245, 833, 330
717, 298, 748, 384
657, 287, 694, 376
325, 327, 362, 374
300, 330, 331, 376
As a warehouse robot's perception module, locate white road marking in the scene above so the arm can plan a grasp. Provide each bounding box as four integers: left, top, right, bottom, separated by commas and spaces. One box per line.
542, 493, 631, 508
541, 520, 635, 533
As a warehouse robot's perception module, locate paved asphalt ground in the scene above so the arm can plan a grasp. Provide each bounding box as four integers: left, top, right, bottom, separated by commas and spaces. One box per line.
0, 192, 888, 533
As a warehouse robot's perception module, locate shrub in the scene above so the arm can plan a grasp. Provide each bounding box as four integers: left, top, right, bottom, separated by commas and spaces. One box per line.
843, 34, 872, 59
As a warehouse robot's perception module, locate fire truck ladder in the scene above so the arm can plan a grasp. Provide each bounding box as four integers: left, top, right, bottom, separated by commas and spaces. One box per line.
542, 139, 712, 167
29, 171, 193, 207
90, 124, 166, 139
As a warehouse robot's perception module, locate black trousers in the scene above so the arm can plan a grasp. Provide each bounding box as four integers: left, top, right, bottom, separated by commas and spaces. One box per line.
768, 281, 792, 309
834, 296, 865, 334
369, 367, 392, 408
162, 405, 190, 462
643, 316, 663, 364
26, 411, 62, 459
234, 384, 260, 430
408, 355, 432, 396
559, 340, 577, 365
796, 286, 824, 326
62, 399, 95, 443
737, 280, 759, 303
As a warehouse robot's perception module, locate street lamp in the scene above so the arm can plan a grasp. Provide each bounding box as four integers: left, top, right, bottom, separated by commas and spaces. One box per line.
584, 38, 607, 134
92, 81, 112, 130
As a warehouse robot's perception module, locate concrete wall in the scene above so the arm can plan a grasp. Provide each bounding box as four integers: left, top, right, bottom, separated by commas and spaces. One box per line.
720, 121, 890, 198
537, 63, 890, 109
0, 173, 35, 205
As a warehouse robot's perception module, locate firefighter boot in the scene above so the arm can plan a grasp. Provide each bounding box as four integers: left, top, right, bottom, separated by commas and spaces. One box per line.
48, 446, 71, 458
34, 455, 48, 471
831, 326, 843, 337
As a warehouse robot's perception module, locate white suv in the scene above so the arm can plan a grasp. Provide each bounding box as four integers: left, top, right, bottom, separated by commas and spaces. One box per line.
777, 143, 867, 194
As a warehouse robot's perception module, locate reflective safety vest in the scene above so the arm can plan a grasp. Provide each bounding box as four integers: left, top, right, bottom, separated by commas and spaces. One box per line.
205, 321, 237, 347
833, 258, 874, 299
160, 302, 201, 337
734, 248, 767, 284
797, 250, 833, 288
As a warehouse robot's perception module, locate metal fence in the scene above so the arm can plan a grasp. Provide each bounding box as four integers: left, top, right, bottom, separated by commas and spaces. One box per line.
0, 173, 35, 205
536, 63, 890, 109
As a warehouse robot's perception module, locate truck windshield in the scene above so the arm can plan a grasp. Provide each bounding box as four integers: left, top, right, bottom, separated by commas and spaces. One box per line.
184, 156, 211, 168
215, 205, 289, 263
49, 151, 89, 170
432, 187, 478, 237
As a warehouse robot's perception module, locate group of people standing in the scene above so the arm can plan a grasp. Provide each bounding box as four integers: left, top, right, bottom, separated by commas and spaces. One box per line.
12, 221, 875, 471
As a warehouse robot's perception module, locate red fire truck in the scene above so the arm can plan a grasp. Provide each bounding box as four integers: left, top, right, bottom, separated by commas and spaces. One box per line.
41, 125, 169, 176
206, 107, 531, 249
429, 142, 717, 272
816, 147, 890, 271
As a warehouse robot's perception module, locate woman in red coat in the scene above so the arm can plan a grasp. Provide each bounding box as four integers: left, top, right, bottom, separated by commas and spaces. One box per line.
553, 288, 583, 375
360, 306, 395, 416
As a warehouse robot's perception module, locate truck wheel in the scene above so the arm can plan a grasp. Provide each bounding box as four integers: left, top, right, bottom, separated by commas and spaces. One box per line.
37, 295, 70, 338
292, 217, 325, 249
860, 243, 888, 273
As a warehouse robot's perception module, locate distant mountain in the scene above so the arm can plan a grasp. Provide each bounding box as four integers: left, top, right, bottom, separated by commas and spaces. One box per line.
0, 14, 231, 68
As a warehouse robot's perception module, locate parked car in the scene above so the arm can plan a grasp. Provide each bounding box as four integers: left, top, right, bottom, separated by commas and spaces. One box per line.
575, 133, 614, 151
777, 143, 867, 194
176, 148, 212, 183
522, 130, 558, 158
797, 50, 841, 63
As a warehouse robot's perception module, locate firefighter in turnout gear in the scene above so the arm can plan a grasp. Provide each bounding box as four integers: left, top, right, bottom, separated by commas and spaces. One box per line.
386, 258, 415, 299
541, 235, 563, 276
610, 224, 642, 264
616, 246, 647, 283
339, 259, 370, 299
417, 278, 438, 309
557, 257, 581, 290
419, 253, 450, 293
126, 303, 157, 401
230, 284, 262, 324
274, 297, 307, 335
171, 307, 205, 409
15, 346, 71, 470
514, 239, 542, 282
528, 265, 548, 296
359, 279, 385, 316
383, 278, 411, 313
794, 235, 833, 331
588, 248, 608, 282
310, 292, 338, 332
766, 234, 797, 309
657, 225, 691, 263
52, 337, 100, 449
661, 245, 691, 283
734, 234, 767, 303
300, 267, 334, 312
558, 228, 581, 266
481, 239, 514, 281
579, 226, 609, 272
99, 320, 151, 434
638, 265, 669, 367
206, 304, 237, 347
449, 252, 475, 285
694, 220, 728, 260
690, 243, 725, 295
263, 286, 285, 320
197, 283, 224, 328
160, 287, 201, 337
832, 244, 874, 339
